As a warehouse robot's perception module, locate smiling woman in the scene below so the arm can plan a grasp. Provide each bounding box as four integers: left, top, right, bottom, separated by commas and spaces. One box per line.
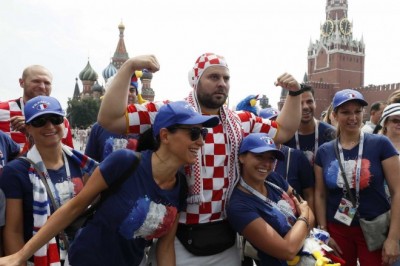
314, 89, 400, 265
227, 133, 315, 265
0, 101, 219, 266
0, 96, 98, 265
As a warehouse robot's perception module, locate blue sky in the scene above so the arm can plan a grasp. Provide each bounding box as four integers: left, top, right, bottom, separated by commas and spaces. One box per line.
1, 0, 399, 109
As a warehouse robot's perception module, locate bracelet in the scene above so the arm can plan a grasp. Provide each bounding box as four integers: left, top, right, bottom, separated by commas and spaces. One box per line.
288, 83, 311, 97
297, 216, 310, 230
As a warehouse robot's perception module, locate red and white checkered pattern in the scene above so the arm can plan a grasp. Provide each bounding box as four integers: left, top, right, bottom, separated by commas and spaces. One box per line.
0, 97, 74, 151
188, 53, 228, 89
126, 103, 279, 224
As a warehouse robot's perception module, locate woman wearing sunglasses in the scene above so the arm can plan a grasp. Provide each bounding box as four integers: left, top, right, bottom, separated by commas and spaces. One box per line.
0, 100, 219, 266
0, 96, 99, 265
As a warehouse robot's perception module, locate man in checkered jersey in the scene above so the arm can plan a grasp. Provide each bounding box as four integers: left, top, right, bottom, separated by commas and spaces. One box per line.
0, 65, 74, 153
98, 54, 303, 265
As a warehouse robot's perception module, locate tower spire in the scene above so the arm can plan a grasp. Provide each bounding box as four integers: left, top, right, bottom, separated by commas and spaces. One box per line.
112, 21, 129, 69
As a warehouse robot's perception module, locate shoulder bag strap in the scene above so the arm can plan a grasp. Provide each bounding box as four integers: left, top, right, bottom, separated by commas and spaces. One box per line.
285, 148, 291, 180
334, 141, 357, 207
19, 156, 70, 249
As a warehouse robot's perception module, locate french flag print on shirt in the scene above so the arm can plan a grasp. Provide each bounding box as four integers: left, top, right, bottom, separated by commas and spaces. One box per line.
119, 196, 178, 240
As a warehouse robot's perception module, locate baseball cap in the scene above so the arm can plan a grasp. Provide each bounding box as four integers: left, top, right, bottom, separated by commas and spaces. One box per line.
25, 96, 65, 124
379, 103, 400, 126
259, 108, 280, 120
332, 89, 368, 110
153, 101, 219, 137
239, 133, 284, 160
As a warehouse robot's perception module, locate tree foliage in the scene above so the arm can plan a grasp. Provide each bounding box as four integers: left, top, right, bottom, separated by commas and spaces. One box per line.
66, 98, 100, 128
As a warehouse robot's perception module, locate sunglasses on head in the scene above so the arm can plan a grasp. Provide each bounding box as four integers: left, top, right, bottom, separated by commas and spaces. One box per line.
172, 126, 208, 141
29, 115, 64, 128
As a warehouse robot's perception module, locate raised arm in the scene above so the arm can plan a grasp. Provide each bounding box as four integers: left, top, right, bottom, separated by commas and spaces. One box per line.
0, 167, 108, 266
98, 55, 160, 134
273, 73, 302, 144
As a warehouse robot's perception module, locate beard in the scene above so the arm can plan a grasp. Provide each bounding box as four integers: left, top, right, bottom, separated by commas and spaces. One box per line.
196, 90, 228, 110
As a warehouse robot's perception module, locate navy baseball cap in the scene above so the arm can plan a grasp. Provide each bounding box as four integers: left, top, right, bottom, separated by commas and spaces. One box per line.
332, 89, 368, 110
239, 133, 284, 160
259, 107, 280, 120
25, 96, 65, 124
153, 101, 219, 137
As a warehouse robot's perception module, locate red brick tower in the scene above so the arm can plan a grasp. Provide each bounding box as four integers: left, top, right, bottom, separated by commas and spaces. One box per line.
308, 0, 365, 90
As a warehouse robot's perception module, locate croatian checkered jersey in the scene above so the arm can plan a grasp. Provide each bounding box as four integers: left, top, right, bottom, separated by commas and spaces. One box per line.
126, 103, 278, 224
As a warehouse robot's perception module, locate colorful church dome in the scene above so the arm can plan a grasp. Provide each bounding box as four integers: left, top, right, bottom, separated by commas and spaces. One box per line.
79, 61, 98, 81
102, 62, 117, 80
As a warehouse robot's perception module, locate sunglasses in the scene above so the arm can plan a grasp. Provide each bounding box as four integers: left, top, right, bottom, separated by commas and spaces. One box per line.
173, 127, 208, 141
29, 115, 64, 128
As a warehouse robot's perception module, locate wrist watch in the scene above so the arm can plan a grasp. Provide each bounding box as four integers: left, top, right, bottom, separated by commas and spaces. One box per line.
288, 84, 311, 96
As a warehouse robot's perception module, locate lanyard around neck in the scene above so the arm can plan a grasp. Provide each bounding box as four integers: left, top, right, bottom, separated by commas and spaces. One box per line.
239, 178, 296, 223
337, 131, 364, 207
295, 118, 319, 158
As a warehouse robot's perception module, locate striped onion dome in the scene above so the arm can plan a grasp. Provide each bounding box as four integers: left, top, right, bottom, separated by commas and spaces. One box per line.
79, 61, 98, 81
102, 62, 117, 80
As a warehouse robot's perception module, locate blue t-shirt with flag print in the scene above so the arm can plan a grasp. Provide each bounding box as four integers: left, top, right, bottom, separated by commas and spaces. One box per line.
315, 133, 397, 224
68, 149, 187, 266
227, 172, 295, 266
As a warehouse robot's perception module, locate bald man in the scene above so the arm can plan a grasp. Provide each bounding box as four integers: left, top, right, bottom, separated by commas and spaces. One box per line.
0, 65, 74, 152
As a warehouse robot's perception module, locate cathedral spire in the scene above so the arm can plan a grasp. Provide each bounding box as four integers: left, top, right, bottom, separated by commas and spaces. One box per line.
112, 21, 129, 69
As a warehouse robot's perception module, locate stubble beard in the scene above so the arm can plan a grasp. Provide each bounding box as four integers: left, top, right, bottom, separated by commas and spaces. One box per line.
197, 91, 227, 110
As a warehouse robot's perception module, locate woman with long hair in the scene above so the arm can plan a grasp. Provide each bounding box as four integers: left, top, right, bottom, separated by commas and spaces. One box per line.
0, 100, 219, 266
227, 133, 315, 265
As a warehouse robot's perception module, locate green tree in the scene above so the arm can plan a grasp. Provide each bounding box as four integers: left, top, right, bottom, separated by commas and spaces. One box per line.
67, 98, 100, 128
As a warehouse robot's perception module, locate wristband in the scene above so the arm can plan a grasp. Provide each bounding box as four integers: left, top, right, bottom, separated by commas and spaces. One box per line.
297, 216, 310, 229
288, 84, 311, 96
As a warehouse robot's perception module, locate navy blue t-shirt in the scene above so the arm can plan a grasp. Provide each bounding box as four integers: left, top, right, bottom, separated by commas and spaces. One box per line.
284, 121, 336, 165
274, 145, 314, 196
315, 133, 397, 224
0, 156, 84, 242
227, 172, 295, 266
0, 130, 20, 177
85, 122, 140, 162
68, 149, 186, 266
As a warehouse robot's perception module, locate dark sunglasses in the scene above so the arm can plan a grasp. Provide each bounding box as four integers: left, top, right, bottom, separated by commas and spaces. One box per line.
29, 115, 64, 128
174, 127, 208, 141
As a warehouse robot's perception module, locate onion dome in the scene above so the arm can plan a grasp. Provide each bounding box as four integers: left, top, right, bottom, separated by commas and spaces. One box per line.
140, 71, 153, 80
102, 62, 117, 80
79, 61, 98, 81
92, 81, 104, 92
